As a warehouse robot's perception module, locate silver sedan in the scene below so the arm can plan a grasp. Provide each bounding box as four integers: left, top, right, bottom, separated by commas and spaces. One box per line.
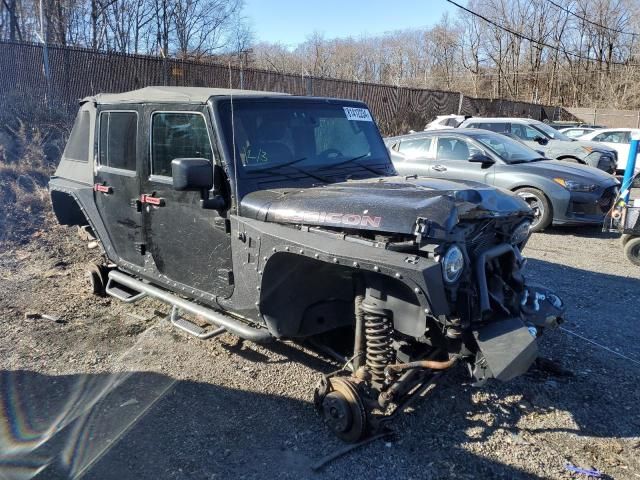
385, 129, 619, 232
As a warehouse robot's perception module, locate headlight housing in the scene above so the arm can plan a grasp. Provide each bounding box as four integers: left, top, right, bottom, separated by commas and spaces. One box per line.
553, 177, 597, 192
441, 245, 465, 284
511, 220, 532, 247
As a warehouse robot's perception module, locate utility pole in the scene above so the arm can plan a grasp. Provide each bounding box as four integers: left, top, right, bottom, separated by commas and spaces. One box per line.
39, 0, 51, 110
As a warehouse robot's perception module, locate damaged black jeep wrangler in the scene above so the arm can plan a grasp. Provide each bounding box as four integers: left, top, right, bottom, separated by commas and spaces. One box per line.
50, 87, 564, 442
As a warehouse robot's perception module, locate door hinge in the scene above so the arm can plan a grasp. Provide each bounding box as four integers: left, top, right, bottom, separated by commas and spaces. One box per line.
134, 242, 146, 255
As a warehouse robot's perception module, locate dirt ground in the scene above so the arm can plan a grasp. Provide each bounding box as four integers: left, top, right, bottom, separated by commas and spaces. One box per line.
0, 218, 639, 479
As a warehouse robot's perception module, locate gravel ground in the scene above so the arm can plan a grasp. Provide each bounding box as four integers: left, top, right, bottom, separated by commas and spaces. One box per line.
0, 219, 639, 480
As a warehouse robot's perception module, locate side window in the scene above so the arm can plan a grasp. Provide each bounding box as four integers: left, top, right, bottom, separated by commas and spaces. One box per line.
595, 131, 627, 143
511, 124, 542, 140
473, 122, 509, 134
65, 110, 90, 162
398, 138, 432, 159
99, 111, 137, 170
436, 136, 481, 161
151, 112, 213, 177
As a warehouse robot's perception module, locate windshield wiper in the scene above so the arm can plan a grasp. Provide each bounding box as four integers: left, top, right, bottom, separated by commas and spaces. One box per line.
319, 153, 388, 175
245, 157, 331, 183
246, 156, 309, 173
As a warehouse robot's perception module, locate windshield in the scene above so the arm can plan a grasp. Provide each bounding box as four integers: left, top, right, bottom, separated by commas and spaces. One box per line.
531, 122, 572, 141
217, 99, 393, 184
471, 131, 545, 163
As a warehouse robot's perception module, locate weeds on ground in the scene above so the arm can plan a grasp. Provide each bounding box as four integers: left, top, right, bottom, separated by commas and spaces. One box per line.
0, 119, 59, 245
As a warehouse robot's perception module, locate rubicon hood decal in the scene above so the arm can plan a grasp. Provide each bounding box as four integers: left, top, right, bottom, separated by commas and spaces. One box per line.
274, 209, 382, 228
241, 176, 532, 235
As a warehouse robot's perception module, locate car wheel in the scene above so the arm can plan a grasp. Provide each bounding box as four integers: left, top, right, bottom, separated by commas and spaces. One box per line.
621, 233, 633, 246
87, 264, 108, 296
515, 188, 552, 232
623, 236, 640, 266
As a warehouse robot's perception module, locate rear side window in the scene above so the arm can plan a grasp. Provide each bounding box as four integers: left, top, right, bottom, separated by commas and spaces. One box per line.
398, 138, 432, 159
151, 112, 213, 177
471, 122, 510, 134
99, 111, 137, 170
64, 111, 90, 162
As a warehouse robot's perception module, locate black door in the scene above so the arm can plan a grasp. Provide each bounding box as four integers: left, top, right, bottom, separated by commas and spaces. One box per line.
141, 106, 233, 298
94, 109, 145, 267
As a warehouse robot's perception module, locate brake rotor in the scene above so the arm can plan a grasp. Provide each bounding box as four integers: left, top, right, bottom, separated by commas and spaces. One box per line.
319, 377, 367, 442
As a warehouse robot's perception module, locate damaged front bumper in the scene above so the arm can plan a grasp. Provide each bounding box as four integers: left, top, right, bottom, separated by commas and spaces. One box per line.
470, 283, 564, 384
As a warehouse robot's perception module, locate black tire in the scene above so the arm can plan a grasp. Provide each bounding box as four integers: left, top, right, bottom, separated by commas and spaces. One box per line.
515, 187, 552, 232
623, 237, 640, 266
87, 264, 108, 296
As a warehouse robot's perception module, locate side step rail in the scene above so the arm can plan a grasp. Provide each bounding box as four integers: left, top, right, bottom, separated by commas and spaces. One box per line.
107, 270, 273, 343
169, 305, 226, 340
105, 277, 147, 303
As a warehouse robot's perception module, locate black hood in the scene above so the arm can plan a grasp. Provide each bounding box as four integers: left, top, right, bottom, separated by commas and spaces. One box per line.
240, 176, 531, 235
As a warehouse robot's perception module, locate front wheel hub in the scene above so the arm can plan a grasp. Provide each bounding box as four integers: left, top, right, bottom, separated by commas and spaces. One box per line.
316, 377, 367, 442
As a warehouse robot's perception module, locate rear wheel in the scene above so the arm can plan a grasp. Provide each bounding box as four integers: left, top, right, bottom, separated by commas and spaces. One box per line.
87, 264, 108, 296
515, 187, 552, 232
621, 234, 633, 246
623, 237, 640, 266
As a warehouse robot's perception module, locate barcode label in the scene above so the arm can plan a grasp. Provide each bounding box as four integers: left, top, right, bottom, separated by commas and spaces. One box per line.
343, 107, 373, 122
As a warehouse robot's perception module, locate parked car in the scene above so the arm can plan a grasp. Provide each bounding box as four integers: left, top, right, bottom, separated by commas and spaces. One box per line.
548, 122, 604, 130
385, 129, 619, 232
425, 114, 466, 130
558, 127, 597, 138
577, 128, 640, 174
459, 117, 618, 174
50, 87, 564, 442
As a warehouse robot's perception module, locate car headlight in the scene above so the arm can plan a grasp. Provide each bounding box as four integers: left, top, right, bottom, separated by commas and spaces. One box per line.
553, 177, 597, 192
511, 220, 531, 246
441, 245, 464, 284
581, 146, 594, 154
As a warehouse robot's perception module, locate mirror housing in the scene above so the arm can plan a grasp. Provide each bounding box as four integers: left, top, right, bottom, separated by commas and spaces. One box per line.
172, 158, 214, 191
533, 136, 548, 146
171, 158, 227, 210
468, 153, 495, 165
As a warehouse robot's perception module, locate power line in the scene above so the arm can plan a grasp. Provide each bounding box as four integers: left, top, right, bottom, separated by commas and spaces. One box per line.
445, 0, 640, 67
543, 0, 639, 38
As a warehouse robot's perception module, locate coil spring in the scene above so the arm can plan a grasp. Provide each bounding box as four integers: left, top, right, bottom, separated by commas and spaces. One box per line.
363, 305, 394, 383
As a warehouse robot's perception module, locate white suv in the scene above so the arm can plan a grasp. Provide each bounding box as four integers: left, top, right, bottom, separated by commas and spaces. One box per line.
425, 115, 466, 130
459, 117, 617, 174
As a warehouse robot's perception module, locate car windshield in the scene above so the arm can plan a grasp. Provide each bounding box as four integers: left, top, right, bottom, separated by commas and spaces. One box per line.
531, 122, 572, 141
217, 99, 392, 181
471, 131, 545, 163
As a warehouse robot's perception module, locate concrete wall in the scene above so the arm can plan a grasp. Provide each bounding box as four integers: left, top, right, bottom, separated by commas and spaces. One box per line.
565, 107, 640, 128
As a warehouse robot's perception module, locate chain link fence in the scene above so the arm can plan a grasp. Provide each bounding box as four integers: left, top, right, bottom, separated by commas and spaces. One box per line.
0, 40, 571, 136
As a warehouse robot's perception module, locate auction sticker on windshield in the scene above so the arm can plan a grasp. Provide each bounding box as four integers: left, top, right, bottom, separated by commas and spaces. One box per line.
344, 107, 373, 122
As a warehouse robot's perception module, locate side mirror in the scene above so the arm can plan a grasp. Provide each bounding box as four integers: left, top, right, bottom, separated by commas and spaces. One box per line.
172, 158, 213, 191
534, 136, 548, 146
468, 153, 495, 165
171, 158, 227, 210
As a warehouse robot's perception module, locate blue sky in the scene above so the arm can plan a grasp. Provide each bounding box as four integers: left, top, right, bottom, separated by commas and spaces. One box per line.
244, 0, 457, 46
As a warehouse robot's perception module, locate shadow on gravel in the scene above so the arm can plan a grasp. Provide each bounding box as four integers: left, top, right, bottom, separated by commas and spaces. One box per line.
540, 225, 619, 239
0, 369, 561, 480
